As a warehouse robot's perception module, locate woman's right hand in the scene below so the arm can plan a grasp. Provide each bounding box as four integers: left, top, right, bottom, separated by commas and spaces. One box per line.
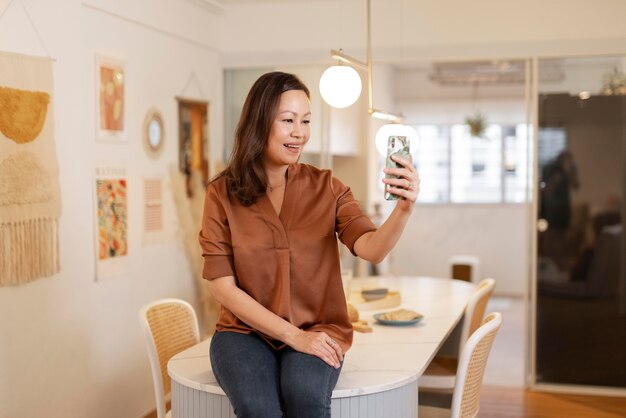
288, 330, 343, 369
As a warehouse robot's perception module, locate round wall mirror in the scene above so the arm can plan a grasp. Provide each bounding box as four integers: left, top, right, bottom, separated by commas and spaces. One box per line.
143, 107, 165, 158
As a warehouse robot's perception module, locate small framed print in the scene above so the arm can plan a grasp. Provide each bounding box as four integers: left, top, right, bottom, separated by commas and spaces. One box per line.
96, 54, 126, 141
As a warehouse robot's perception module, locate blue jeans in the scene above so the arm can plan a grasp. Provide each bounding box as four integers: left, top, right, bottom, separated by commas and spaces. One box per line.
210, 331, 342, 418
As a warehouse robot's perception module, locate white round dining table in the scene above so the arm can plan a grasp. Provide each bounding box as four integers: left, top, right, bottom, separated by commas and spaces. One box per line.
168, 276, 476, 418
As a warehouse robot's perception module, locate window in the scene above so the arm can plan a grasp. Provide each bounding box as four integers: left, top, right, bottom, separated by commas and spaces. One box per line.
451, 124, 502, 203
414, 125, 449, 203
411, 123, 530, 204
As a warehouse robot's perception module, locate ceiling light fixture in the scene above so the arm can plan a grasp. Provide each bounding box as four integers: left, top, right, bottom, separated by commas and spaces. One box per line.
319, 0, 403, 123
319, 63, 362, 108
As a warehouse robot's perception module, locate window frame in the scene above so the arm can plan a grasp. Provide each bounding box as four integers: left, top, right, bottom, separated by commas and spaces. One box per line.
408, 122, 530, 205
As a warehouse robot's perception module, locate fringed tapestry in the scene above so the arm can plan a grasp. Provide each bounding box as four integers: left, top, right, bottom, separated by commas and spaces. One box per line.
0, 51, 61, 286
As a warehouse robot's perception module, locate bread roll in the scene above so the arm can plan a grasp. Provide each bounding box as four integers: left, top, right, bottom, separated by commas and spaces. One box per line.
347, 303, 359, 322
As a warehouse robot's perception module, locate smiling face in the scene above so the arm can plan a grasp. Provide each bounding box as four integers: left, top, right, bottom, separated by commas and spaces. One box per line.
263, 89, 311, 170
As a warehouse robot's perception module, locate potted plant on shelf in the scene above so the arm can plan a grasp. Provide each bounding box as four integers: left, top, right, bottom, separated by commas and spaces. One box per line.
601, 67, 626, 96
465, 111, 488, 138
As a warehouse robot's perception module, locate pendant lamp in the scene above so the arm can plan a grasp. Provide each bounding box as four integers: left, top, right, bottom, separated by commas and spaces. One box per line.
320, 0, 402, 124
319, 65, 362, 108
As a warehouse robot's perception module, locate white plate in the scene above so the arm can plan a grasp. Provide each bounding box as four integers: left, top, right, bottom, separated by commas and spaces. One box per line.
373, 312, 423, 326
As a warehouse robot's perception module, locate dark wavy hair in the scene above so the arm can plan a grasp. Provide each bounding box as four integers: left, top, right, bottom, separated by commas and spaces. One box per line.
215, 72, 310, 206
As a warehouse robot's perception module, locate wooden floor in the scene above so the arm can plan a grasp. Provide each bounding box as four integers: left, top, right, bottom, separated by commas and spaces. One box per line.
478, 297, 626, 417
479, 386, 626, 418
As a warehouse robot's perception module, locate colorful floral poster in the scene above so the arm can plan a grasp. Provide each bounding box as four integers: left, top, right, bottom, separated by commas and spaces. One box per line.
94, 164, 129, 279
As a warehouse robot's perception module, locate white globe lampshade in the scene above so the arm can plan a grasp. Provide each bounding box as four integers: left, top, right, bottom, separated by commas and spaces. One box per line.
375, 124, 419, 156
319, 65, 362, 108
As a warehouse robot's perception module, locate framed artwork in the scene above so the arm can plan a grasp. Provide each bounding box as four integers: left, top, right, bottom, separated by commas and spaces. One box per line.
176, 97, 209, 198
142, 175, 165, 245
96, 55, 126, 141
94, 164, 129, 280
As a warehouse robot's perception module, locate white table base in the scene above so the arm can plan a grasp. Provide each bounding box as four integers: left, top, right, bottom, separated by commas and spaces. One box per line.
171, 380, 418, 418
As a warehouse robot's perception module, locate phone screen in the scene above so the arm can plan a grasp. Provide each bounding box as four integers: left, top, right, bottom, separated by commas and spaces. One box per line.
384, 136, 410, 200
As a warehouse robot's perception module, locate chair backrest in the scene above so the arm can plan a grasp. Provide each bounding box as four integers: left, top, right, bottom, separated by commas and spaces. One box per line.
450, 312, 502, 418
139, 298, 200, 418
458, 278, 495, 353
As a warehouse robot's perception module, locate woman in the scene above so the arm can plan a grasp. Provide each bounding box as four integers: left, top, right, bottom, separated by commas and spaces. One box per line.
198, 72, 419, 418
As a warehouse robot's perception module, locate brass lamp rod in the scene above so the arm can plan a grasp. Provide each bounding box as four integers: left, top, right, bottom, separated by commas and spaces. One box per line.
370, 109, 403, 123
330, 49, 367, 70
329, 0, 403, 123
367, 0, 373, 118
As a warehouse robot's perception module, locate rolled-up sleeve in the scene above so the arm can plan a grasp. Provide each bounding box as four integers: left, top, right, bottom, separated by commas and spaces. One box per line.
198, 183, 236, 280
331, 176, 377, 255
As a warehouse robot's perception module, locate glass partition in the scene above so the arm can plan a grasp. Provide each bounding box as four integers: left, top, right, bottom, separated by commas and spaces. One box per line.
534, 55, 626, 390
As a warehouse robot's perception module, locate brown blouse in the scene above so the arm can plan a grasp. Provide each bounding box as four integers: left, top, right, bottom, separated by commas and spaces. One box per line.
198, 163, 377, 353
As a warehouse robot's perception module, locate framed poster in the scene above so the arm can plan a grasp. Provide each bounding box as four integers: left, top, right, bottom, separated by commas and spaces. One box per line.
176, 97, 209, 198
94, 164, 129, 280
96, 55, 126, 141
142, 175, 166, 245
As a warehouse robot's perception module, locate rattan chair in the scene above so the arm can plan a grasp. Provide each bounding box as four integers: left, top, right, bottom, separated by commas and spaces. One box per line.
419, 278, 495, 392
139, 298, 200, 418
419, 312, 503, 418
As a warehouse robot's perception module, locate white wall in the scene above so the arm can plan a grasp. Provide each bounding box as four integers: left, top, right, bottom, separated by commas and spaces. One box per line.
391, 205, 529, 295
0, 1, 222, 417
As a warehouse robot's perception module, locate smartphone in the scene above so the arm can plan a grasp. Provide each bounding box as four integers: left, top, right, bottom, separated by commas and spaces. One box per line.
384, 136, 410, 200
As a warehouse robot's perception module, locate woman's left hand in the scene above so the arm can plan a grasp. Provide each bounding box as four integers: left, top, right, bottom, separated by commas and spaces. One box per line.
383, 154, 420, 209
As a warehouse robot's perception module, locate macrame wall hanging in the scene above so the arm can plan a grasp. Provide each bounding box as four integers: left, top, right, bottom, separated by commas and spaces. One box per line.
0, 51, 62, 286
